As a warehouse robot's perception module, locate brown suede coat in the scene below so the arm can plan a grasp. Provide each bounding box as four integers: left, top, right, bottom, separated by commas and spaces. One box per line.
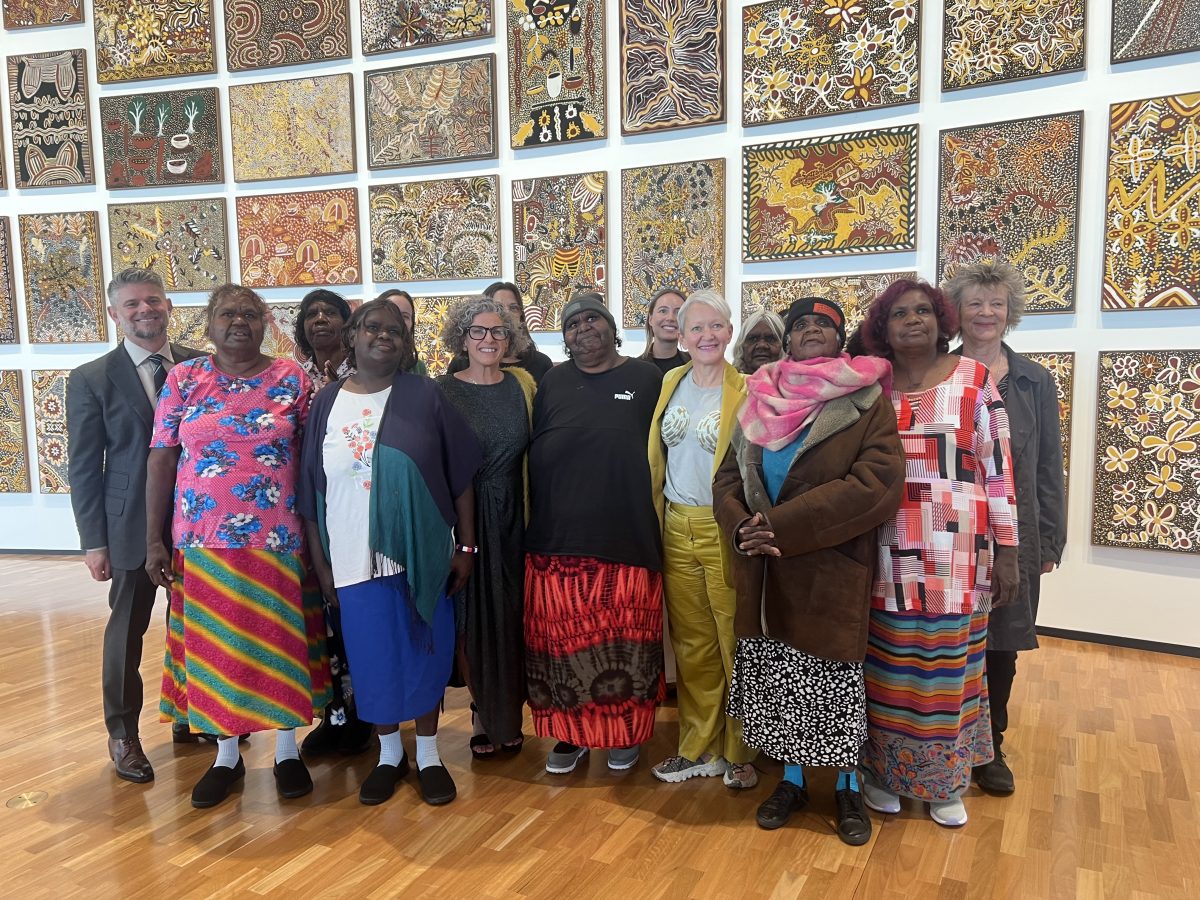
713, 385, 905, 663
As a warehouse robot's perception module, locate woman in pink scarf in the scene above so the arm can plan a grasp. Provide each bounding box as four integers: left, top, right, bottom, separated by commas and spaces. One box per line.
714, 297, 904, 845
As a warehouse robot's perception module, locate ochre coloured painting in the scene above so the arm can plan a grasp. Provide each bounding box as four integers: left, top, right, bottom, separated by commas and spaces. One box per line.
1092, 349, 1200, 554
511, 171, 607, 332
507, 0, 606, 148
0, 370, 31, 494
742, 125, 918, 261
370, 176, 501, 283
99, 87, 222, 189
361, 0, 493, 54
620, 0, 724, 135
621, 159, 725, 328
938, 112, 1082, 314
414, 295, 473, 376
108, 199, 230, 294
229, 74, 356, 182
741, 271, 916, 338
942, 0, 1084, 90
19, 212, 107, 344
32, 369, 70, 495
742, 0, 919, 126
1025, 351, 1075, 494
0, 220, 17, 344
2, 0, 82, 29
235, 189, 361, 289
117, 305, 213, 351
224, 0, 351, 71
1111, 0, 1200, 64
7, 50, 94, 189
1104, 93, 1200, 311
93, 0, 217, 84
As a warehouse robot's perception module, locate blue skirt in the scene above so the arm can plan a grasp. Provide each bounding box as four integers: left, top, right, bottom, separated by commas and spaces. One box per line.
337, 572, 454, 725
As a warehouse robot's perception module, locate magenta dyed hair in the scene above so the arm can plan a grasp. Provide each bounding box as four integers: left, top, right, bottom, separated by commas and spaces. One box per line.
861, 279, 959, 357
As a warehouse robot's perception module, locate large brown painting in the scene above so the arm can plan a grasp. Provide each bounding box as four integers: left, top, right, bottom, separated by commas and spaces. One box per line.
236, 189, 362, 289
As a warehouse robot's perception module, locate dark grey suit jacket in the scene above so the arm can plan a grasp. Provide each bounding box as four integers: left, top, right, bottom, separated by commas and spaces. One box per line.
67, 341, 205, 571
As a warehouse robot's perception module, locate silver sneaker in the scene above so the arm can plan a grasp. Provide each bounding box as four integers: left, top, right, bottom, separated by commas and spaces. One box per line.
651, 753, 726, 782
607, 746, 641, 771
545, 742, 589, 774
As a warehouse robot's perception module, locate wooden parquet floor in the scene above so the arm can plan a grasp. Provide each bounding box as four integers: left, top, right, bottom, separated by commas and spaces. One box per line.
0, 555, 1195, 899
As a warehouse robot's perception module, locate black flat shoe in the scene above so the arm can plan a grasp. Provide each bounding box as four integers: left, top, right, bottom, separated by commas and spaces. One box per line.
172, 723, 200, 744
359, 757, 411, 805
755, 780, 809, 830
191, 758, 245, 809
417, 764, 457, 806
301, 715, 342, 755
273, 757, 313, 799
835, 788, 873, 846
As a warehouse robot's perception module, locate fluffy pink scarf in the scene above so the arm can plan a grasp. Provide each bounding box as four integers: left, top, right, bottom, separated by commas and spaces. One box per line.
739, 353, 892, 451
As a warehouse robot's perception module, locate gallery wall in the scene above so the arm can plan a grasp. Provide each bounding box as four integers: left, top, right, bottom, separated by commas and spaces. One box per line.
0, 2, 1198, 647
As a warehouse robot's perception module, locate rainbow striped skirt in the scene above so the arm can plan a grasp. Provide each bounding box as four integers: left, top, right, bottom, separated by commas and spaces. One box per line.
860, 608, 993, 802
160, 548, 332, 736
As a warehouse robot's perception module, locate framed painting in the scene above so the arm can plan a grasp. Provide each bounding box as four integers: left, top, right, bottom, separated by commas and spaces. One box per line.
742, 125, 919, 262
19, 213, 107, 344
94, 0, 217, 84
621, 0, 724, 135
1025, 351, 1074, 494
32, 370, 70, 494
2, 0, 82, 29
98, 87, 222, 189
1112, 1, 1200, 64
224, 0, 351, 71
511, 171, 606, 332
742, 0, 919, 126
365, 54, 497, 169
361, 0, 493, 54
938, 112, 1082, 314
0, 219, 17, 344
6, 50, 95, 189
229, 74, 356, 182
119, 304, 213, 350
0, 370, 31, 494
108, 198, 230, 294
507, 0, 606, 148
369, 176, 501, 282
1091, 349, 1200, 554
621, 159, 725, 328
741, 271, 916, 337
264, 303, 302, 360
942, 0, 1084, 91
235, 189, 362, 289
413, 295, 473, 376
1103, 93, 1200, 311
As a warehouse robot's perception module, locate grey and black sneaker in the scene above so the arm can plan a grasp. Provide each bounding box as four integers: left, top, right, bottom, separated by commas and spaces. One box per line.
545, 741, 589, 774
651, 753, 725, 782
607, 746, 641, 771
974, 752, 1015, 795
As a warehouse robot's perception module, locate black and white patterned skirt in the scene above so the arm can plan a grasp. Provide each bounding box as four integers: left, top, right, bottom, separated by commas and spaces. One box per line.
726, 636, 867, 767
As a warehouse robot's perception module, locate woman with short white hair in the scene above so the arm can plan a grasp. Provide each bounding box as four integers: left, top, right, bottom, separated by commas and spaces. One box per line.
733, 310, 785, 375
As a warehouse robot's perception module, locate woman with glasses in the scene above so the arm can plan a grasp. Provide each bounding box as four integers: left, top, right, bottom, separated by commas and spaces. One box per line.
376, 289, 429, 375
437, 296, 536, 759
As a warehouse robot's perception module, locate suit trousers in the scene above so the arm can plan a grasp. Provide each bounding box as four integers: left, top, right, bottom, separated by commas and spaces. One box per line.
663, 502, 754, 764
985, 649, 1018, 750
103, 566, 160, 739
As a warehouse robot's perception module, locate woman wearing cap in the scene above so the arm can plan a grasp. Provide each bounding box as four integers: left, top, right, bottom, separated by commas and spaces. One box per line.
524, 293, 666, 776
640, 287, 691, 374
715, 297, 904, 844
447, 282, 555, 384
647, 289, 757, 789
732, 310, 786, 375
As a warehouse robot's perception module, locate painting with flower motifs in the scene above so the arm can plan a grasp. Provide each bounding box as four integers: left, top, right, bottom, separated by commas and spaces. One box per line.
742, 0, 918, 126
621, 0, 724, 134
369, 176, 500, 282
942, 0, 1084, 90
7, 50, 94, 189
19, 212, 107, 344
361, 0, 493, 54
0, 220, 17, 344
742, 126, 917, 261
621, 159, 725, 328
1026, 351, 1074, 494
32, 370, 70, 494
938, 112, 1081, 314
512, 171, 607, 332
413, 295, 471, 376
235, 189, 361, 289
740, 271, 915, 337
224, 0, 350, 71
1103, 93, 1200, 311
2, 0, 81, 29
108, 198, 229, 294
1092, 350, 1200, 554
94, 0, 217, 84
0, 371, 30, 493
1112, 0, 1200, 64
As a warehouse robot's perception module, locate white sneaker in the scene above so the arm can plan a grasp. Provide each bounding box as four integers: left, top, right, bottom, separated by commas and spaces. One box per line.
929, 797, 968, 827
862, 778, 901, 814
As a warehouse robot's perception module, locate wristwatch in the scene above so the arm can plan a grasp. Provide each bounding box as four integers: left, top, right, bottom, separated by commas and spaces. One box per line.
455, 544, 479, 554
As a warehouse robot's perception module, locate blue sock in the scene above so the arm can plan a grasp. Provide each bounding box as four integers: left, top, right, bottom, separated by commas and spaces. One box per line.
836, 770, 860, 792
783, 764, 805, 787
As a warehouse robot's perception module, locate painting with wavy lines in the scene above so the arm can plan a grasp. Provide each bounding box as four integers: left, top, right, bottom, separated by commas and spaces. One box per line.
235, 189, 361, 289
6, 50, 94, 189
2, 0, 81, 29
361, 0, 492, 54
93, 0, 216, 83
224, 0, 350, 71
0, 371, 30, 493
1111, 0, 1200, 64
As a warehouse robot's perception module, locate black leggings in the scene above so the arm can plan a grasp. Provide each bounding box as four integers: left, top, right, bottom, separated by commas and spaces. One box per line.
986, 650, 1018, 750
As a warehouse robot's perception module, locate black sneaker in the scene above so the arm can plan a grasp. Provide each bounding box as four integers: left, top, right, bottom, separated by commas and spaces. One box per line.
273, 757, 314, 799
191, 758, 245, 809
835, 788, 873, 846
755, 780, 809, 830
974, 753, 1015, 795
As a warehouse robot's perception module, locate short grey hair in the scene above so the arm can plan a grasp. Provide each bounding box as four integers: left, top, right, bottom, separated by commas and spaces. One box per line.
732, 309, 785, 370
942, 258, 1026, 335
678, 288, 733, 332
439, 295, 532, 359
107, 268, 165, 305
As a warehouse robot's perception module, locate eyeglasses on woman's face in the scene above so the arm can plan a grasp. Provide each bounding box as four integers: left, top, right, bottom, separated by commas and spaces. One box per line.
466, 325, 511, 341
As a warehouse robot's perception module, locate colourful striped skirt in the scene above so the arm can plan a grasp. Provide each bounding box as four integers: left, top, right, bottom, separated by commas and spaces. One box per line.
860, 607, 993, 802
524, 554, 665, 749
160, 548, 332, 736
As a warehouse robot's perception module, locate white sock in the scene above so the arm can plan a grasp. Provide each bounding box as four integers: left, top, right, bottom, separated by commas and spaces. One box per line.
415, 733, 441, 770
379, 730, 405, 768
275, 728, 299, 763
214, 735, 240, 769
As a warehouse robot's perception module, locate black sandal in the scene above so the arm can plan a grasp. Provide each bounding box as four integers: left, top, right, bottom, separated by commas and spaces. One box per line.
500, 735, 524, 754
469, 703, 496, 760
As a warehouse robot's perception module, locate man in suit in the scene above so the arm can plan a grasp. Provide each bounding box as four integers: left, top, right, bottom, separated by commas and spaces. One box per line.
67, 268, 205, 783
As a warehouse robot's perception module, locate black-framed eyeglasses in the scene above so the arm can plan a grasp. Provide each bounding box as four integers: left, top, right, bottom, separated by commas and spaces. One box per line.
466, 325, 511, 340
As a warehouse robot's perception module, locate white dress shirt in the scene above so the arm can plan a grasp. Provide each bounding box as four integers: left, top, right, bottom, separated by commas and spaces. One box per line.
124, 339, 175, 408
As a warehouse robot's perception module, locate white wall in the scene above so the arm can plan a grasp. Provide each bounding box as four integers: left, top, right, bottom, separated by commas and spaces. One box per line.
1, 4, 1199, 646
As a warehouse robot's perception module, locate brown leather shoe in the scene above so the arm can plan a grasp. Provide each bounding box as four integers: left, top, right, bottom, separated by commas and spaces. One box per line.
108, 737, 154, 783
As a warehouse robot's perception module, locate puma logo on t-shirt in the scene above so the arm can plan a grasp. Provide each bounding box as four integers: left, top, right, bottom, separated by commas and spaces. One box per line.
614, 390, 635, 401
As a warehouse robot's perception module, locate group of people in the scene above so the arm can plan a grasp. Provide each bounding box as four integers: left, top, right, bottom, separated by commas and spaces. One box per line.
68, 261, 1064, 844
